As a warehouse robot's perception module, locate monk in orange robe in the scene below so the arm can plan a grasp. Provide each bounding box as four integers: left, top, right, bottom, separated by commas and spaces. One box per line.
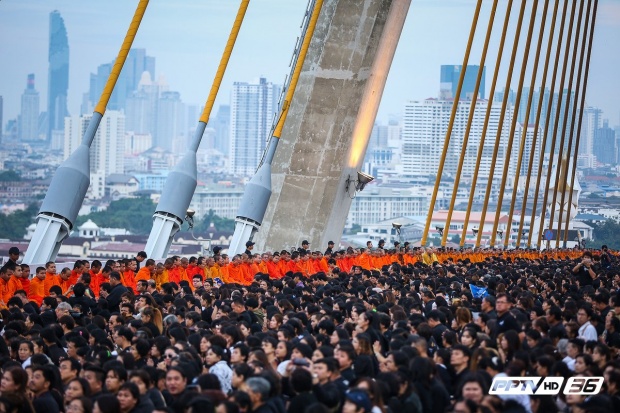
29, 267, 46, 306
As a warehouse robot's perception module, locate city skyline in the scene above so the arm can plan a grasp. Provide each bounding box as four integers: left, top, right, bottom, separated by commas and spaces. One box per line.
1, 0, 619, 133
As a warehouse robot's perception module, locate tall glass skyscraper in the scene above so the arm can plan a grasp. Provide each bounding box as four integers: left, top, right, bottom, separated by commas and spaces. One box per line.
440, 65, 486, 100
47, 10, 70, 143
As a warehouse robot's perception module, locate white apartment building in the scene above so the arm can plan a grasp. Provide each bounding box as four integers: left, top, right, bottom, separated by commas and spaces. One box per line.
189, 184, 245, 220
347, 186, 429, 226
399, 98, 517, 179
64, 111, 125, 199
229, 78, 281, 176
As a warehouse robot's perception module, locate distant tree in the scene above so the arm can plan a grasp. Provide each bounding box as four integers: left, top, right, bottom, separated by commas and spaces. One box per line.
194, 209, 235, 233
75, 196, 156, 235
451, 234, 461, 244
0, 203, 38, 239
589, 218, 620, 250
0, 170, 21, 181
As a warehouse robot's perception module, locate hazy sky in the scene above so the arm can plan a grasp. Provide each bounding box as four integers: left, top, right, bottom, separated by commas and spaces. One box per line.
1, 0, 619, 128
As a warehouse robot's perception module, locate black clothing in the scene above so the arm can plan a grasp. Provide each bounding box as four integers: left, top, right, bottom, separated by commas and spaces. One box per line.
106, 283, 129, 313
435, 363, 453, 395
132, 395, 155, 413
575, 265, 595, 286
46, 343, 67, 366
483, 309, 497, 319
288, 392, 318, 413
69, 295, 97, 312
432, 324, 448, 348
496, 311, 520, 335
32, 391, 60, 413
144, 321, 161, 338
353, 354, 377, 378
340, 367, 356, 385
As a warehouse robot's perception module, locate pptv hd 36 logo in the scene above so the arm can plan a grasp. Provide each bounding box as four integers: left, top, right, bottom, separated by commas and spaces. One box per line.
489, 377, 604, 395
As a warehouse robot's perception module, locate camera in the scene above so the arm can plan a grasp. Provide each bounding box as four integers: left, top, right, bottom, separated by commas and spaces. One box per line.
292, 358, 310, 367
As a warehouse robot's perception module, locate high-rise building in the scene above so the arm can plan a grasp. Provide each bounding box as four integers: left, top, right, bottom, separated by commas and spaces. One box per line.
0, 95, 4, 144
579, 106, 603, 157
230, 78, 281, 176
19, 74, 40, 141
440, 65, 486, 100
125, 72, 165, 143
593, 121, 616, 165
515, 123, 542, 176
88, 48, 155, 112
64, 111, 125, 198
47, 11, 70, 142
157, 90, 185, 152
400, 98, 515, 179
495, 87, 575, 153
211, 104, 230, 156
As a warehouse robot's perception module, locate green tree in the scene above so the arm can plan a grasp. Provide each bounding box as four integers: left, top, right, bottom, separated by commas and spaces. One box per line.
589, 218, 620, 250
194, 209, 235, 233
451, 234, 461, 244
0, 204, 38, 239
75, 196, 157, 235
0, 170, 21, 181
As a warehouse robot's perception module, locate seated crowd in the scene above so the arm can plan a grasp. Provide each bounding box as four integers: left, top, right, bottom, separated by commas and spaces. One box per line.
0, 242, 618, 413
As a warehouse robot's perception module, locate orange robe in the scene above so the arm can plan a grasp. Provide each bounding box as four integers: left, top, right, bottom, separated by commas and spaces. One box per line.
240, 263, 253, 284
186, 264, 201, 278
69, 270, 81, 286
226, 264, 244, 284
135, 267, 152, 283
1, 276, 22, 303
19, 277, 30, 294
155, 270, 169, 290
257, 262, 268, 275
29, 277, 45, 306
266, 261, 282, 279
277, 260, 290, 277
218, 266, 229, 283
124, 270, 136, 293
296, 260, 313, 277
206, 265, 220, 280
44, 272, 60, 296
168, 267, 181, 284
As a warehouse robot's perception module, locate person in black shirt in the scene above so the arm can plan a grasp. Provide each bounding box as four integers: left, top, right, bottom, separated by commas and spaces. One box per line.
572, 252, 597, 287
325, 240, 335, 255
29, 366, 61, 413
495, 293, 520, 336
335, 345, 356, 386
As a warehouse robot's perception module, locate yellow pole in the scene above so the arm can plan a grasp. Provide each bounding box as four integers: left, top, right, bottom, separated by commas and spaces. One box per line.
564, 0, 597, 244
556, 0, 588, 247
421, 0, 483, 246
519, 0, 560, 248
533, 0, 570, 248
444, 0, 500, 247
463, 0, 515, 248
273, 0, 324, 139
492, 0, 539, 249
514, 0, 552, 248
95, 0, 150, 115
199, 0, 251, 124
477, 0, 528, 248
542, 0, 577, 247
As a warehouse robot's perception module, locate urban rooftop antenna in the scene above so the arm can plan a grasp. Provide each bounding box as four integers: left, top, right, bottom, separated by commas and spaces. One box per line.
23, 0, 151, 265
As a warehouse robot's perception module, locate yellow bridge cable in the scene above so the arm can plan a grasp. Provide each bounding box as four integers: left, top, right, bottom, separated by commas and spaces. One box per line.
421, 0, 484, 246
95, 0, 150, 115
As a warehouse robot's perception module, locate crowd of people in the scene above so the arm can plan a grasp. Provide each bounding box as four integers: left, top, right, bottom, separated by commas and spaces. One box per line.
0, 241, 619, 413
